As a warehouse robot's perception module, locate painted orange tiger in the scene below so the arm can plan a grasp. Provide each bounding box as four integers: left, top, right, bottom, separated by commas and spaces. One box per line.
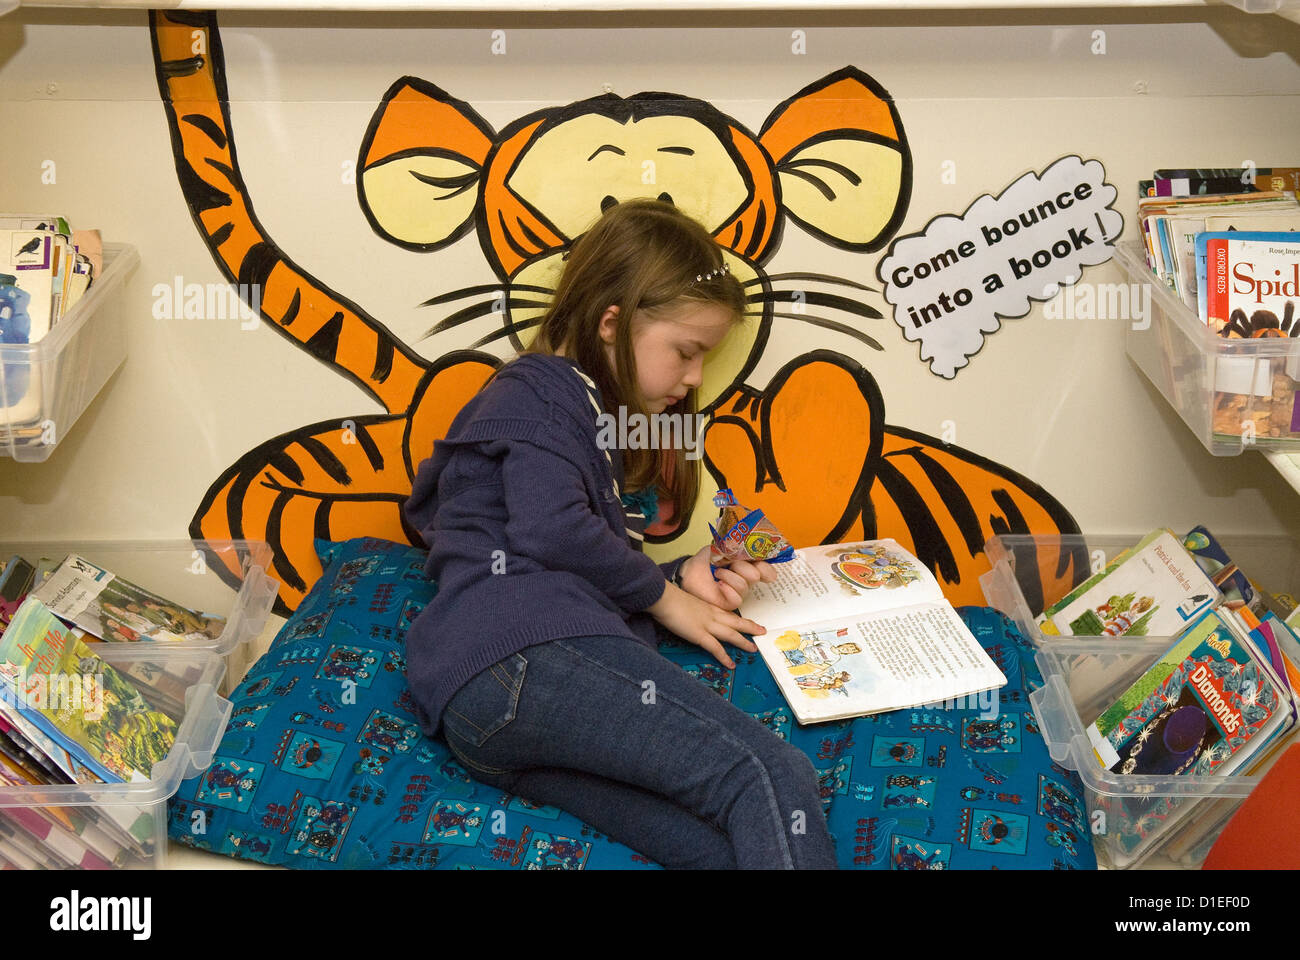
150, 10, 1085, 617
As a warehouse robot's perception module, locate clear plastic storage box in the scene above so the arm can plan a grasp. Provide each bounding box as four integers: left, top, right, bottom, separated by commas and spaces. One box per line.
0, 644, 231, 869
0, 539, 278, 692
980, 532, 1300, 868
1115, 241, 1300, 457
0, 242, 138, 462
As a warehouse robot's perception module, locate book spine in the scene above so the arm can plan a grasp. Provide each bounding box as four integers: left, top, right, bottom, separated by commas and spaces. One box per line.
1206, 237, 1229, 329
2, 807, 112, 870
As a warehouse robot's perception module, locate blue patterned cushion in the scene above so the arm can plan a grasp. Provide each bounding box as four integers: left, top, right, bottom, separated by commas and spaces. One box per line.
168, 539, 1095, 869
803, 608, 1095, 869
168, 538, 652, 868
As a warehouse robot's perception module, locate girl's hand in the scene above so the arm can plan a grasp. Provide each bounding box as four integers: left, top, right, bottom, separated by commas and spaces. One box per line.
678, 546, 779, 611
646, 582, 763, 670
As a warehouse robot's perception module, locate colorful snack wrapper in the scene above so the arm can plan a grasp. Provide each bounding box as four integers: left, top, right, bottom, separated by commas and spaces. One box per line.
707, 488, 795, 566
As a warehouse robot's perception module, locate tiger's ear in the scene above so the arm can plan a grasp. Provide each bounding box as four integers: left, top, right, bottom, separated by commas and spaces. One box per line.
358, 77, 497, 251
759, 66, 911, 252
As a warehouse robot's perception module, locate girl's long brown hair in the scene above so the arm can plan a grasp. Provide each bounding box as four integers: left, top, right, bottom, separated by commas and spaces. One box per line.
523, 198, 748, 532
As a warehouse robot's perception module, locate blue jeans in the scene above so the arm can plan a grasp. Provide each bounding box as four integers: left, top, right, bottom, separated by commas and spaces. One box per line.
440, 634, 837, 870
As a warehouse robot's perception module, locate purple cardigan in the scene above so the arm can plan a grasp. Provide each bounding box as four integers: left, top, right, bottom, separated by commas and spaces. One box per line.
403, 353, 690, 738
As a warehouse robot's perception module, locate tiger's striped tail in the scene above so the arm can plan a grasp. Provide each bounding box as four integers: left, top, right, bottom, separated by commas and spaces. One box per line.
149, 10, 427, 414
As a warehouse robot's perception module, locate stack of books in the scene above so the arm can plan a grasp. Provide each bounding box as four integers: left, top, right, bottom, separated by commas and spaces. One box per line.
1135, 167, 1300, 445
0, 549, 231, 867
2, 215, 102, 453
0, 596, 180, 868
0, 552, 223, 716
1037, 525, 1300, 859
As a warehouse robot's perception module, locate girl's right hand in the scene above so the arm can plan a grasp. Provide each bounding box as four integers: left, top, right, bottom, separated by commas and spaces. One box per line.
645, 583, 763, 670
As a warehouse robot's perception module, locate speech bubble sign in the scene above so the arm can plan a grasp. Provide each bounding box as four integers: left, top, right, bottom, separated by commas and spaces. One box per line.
877, 155, 1123, 378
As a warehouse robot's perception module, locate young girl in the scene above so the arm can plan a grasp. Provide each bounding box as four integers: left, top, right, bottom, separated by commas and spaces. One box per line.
404, 199, 837, 870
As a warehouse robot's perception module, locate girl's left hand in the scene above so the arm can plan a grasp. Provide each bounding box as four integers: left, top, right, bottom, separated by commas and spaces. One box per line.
678, 545, 778, 611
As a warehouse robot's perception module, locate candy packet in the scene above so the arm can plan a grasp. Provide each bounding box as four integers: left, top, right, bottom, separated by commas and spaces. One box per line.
707, 488, 795, 567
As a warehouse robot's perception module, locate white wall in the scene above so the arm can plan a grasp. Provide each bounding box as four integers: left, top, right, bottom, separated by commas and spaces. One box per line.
2, 6, 1299, 562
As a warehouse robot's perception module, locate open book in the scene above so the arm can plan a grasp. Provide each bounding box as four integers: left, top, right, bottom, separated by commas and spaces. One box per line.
739, 539, 1007, 724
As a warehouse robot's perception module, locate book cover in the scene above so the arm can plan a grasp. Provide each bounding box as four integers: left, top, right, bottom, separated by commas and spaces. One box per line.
1037, 545, 1135, 636
1203, 234, 1300, 335
0, 707, 98, 785
30, 553, 226, 644
739, 539, 1006, 724
1153, 167, 1300, 195
1087, 608, 1286, 777
1180, 525, 1258, 614
0, 596, 178, 783
1046, 529, 1219, 638
1195, 231, 1300, 325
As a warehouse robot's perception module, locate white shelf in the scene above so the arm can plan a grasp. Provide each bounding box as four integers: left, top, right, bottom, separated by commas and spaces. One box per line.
9, 2, 1298, 29
8, 0, 1300, 15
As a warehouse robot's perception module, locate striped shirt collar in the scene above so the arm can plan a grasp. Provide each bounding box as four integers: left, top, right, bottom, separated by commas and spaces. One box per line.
566, 362, 648, 543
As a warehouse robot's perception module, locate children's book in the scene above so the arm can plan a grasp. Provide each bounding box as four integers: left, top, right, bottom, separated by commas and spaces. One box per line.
1198, 232, 1300, 335
0, 703, 98, 786
30, 553, 226, 644
1194, 231, 1298, 326
0, 804, 115, 870
1138, 192, 1293, 279
1161, 612, 1300, 863
1180, 525, 1259, 614
1038, 528, 1219, 638
737, 539, 1006, 724
1086, 607, 1290, 777
1037, 546, 1136, 635
0, 597, 178, 783
1167, 213, 1300, 309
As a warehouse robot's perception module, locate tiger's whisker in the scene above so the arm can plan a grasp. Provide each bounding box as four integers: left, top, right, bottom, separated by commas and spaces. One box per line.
420, 283, 552, 308
766, 313, 884, 351
752, 290, 883, 321
747, 272, 878, 294
471, 315, 544, 349
421, 298, 550, 340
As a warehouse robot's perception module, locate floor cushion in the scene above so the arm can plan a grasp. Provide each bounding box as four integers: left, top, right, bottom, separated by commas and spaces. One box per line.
168, 537, 1096, 869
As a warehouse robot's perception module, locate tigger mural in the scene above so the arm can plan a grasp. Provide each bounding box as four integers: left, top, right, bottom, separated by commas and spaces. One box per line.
149, 10, 1087, 618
